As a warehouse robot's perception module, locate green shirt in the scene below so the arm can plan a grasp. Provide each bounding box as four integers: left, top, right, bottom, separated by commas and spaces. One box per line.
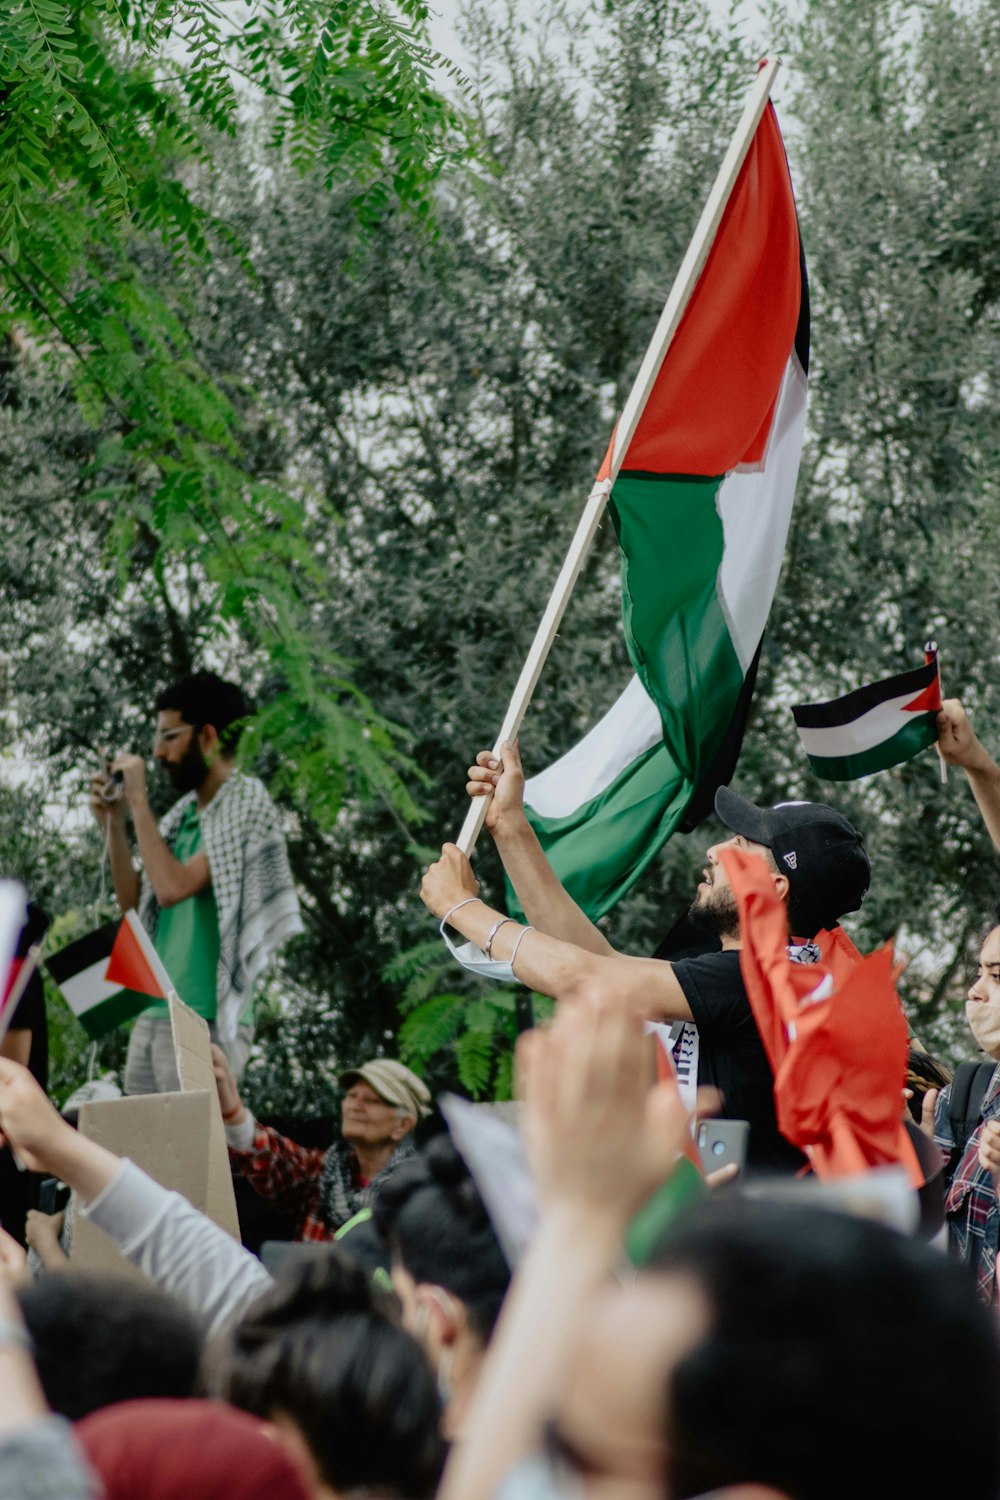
144, 801, 220, 1021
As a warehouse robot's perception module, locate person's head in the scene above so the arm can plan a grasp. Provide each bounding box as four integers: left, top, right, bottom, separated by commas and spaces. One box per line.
689, 788, 870, 942
904, 1042, 952, 1122
372, 1134, 511, 1371
337, 1058, 430, 1154
76, 1399, 311, 1500
648, 1200, 1000, 1500
207, 1247, 445, 1500
153, 671, 250, 791
541, 1272, 709, 1500
16, 1272, 202, 1421
966, 921, 1000, 1057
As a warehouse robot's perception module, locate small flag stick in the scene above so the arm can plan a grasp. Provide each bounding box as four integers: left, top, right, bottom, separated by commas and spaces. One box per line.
925, 640, 947, 786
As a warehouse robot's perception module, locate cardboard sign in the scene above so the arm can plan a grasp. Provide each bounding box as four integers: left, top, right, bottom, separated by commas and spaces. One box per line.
71, 995, 240, 1273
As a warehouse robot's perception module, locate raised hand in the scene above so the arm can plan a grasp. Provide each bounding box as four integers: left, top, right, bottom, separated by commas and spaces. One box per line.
0, 1060, 76, 1176
979, 1118, 1000, 1183
520, 998, 691, 1228
420, 843, 481, 921
211, 1043, 245, 1125
466, 740, 526, 837
110, 752, 149, 807
937, 699, 992, 772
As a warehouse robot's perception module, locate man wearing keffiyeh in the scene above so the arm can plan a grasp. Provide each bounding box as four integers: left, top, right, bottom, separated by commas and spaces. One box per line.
215, 1050, 430, 1241
89, 671, 303, 1095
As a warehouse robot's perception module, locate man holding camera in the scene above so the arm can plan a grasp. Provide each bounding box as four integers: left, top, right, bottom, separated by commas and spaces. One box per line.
90, 671, 302, 1095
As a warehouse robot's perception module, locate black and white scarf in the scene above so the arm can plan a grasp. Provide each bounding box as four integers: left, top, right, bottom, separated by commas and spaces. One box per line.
319, 1136, 417, 1228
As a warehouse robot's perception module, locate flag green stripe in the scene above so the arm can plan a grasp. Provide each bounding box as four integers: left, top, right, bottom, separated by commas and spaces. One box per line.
805, 715, 938, 782
512, 741, 689, 920
73, 988, 150, 1040
610, 471, 743, 771
510, 471, 747, 921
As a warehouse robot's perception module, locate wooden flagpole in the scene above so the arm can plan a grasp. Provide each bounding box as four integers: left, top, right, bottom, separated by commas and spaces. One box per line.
456, 56, 783, 857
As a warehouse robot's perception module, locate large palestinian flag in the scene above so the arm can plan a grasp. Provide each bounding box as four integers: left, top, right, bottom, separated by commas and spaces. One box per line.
518, 102, 808, 921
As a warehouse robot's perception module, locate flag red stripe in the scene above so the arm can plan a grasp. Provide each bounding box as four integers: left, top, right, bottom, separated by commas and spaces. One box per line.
105, 920, 167, 1001
622, 104, 801, 477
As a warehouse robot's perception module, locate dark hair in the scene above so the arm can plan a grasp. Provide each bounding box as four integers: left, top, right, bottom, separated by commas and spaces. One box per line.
371, 1134, 511, 1343
208, 1248, 444, 1499
154, 672, 250, 756
905, 1044, 952, 1122
651, 1200, 1000, 1500
16, 1273, 202, 1421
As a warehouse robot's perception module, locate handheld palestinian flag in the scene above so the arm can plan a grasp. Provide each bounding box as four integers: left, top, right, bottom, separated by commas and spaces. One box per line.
46, 911, 176, 1039
517, 101, 808, 921
791, 657, 942, 782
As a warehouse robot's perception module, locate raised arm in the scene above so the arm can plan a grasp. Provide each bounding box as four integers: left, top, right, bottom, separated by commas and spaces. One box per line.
937, 700, 1000, 854
466, 741, 614, 956
89, 767, 141, 912
0, 1060, 270, 1333
421, 844, 692, 1022
112, 754, 210, 908
438, 998, 692, 1500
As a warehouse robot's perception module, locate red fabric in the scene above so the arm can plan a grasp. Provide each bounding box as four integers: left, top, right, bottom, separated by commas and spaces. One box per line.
902, 675, 942, 714
720, 847, 922, 1185
105, 917, 167, 1000
623, 104, 801, 477
230, 1120, 335, 1242
76, 1399, 311, 1500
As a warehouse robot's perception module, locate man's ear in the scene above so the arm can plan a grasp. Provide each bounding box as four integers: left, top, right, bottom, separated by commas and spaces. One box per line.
391, 1111, 417, 1143
198, 722, 221, 757
772, 871, 790, 903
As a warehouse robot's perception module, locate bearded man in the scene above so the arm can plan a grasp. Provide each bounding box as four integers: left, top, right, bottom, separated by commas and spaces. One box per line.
422, 745, 872, 1174
90, 672, 302, 1095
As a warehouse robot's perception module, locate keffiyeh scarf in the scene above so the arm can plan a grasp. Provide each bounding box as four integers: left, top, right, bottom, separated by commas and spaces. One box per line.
140, 771, 303, 1043
320, 1136, 417, 1228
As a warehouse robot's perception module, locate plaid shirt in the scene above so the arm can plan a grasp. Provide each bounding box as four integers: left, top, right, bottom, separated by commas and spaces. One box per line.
935, 1065, 1000, 1305
230, 1122, 342, 1243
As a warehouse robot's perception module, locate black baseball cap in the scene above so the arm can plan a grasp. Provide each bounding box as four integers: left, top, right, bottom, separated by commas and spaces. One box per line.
714, 786, 871, 935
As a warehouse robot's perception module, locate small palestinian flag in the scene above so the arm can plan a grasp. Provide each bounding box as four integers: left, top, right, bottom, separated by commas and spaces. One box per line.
792, 658, 942, 782
46, 911, 175, 1039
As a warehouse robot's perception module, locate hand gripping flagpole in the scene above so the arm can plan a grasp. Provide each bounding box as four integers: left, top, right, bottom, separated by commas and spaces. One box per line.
456, 55, 784, 857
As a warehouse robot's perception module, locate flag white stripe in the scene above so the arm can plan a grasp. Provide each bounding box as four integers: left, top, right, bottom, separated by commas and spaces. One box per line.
525, 674, 661, 820
796, 688, 928, 758
57, 957, 121, 1017
716, 354, 808, 674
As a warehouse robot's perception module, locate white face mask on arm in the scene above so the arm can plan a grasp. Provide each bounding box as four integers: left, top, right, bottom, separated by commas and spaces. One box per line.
439, 903, 533, 986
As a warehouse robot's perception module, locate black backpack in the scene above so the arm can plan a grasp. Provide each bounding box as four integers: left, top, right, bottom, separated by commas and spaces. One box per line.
947, 1060, 997, 1171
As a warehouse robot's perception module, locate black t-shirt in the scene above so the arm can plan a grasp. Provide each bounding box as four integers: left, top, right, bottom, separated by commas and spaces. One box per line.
672, 949, 806, 1176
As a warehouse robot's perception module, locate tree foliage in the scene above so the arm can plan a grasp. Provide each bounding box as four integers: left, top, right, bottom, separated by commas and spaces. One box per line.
0, 0, 469, 835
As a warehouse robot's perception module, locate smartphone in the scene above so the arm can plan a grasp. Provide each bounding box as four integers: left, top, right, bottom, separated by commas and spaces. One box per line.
697, 1119, 749, 1178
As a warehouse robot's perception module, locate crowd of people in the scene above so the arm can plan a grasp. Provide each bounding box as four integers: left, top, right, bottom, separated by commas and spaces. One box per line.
2, 677, 1000, 1498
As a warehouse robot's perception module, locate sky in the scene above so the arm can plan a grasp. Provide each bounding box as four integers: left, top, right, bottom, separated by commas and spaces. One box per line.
425, 0, 786, 103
